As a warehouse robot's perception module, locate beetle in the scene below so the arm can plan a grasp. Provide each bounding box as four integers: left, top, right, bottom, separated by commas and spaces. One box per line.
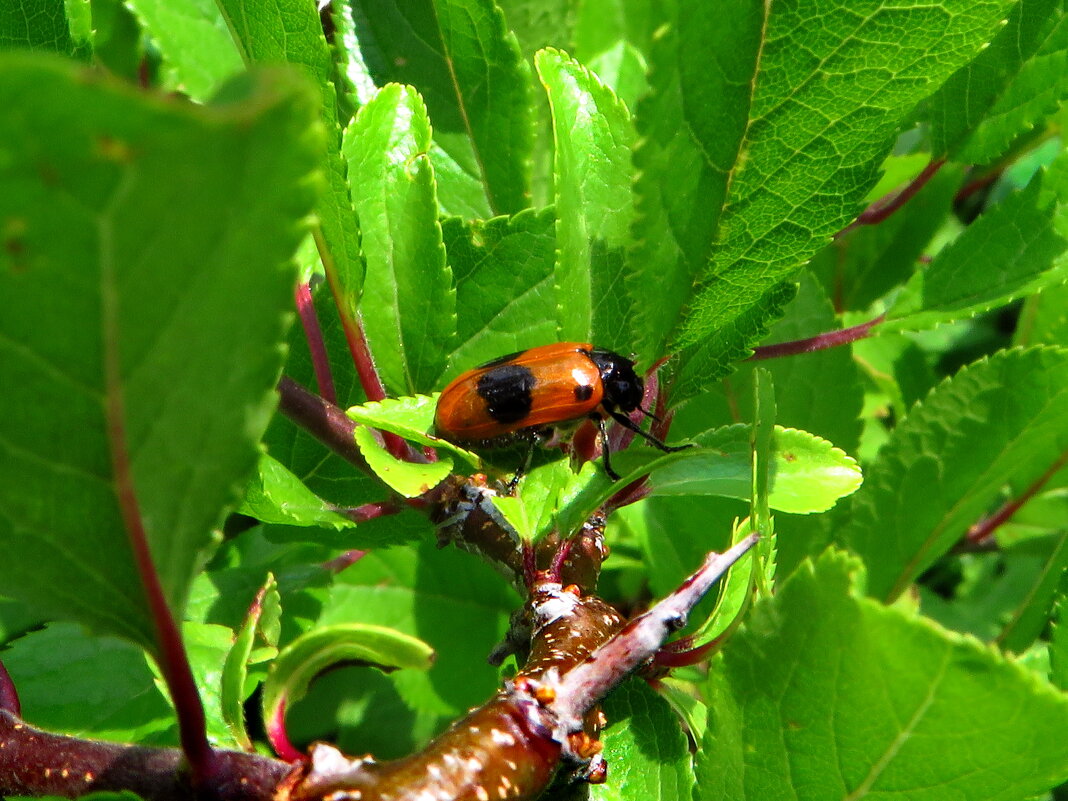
434, 343, 690, 481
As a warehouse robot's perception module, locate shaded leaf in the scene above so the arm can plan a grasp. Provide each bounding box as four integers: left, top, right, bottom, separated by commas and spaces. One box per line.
0, 58, 317, 648
262, 622, 434, 735
0, 0, 90, 56
441, 209, 559, 382
0, 623, 174, 745
125, 0, 243, 101
239, 454, 357, 530
536, 47, 636, 346
218, 0, 365, 313
883, 171, 1068, 332
350, 0, 533, 214
590, 679, 693, 801
321, 543, 517, 720
698, 549, 1068, 801
343, 83, 453, 395
930, 0, 1068, 165
842, 347, 1068, 602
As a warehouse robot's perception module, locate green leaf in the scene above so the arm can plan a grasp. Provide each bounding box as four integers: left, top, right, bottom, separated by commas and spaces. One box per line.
750, 369, 775, 535
171, 621, 242, 750
239, 453, 357, 530
0, 623, 174, 744
590, 679, 693, 801
354, 425, 454, 497
125, 0, 244, 101
648, 426, 862, 515
698, 550, 1068, 801
1017, 282, 1068, 346
706, 271, 865, 458
346, 394, 482, 467
218, 0, 365, 314
586, 41, 650, 111
674, 0, 1013, 352
536, 47, 637, 346
319, 542, 517, 719
623, 495, 742, 599
842, 347, 1068, 602
686, 519, 759, 648
351, 0, 533, 215
262, 622, 434, 733
628, 0, 764, 363
998, 531, 1068, 652
670, 281, 798, 402
930, 0, 1068, 165
883, 172, 1068, 332
497, 0, 575, 57
553, 425, 861, 546
221, 574, 280, 751
441, 209, 559, 381
809, 163, 964, 313
343, 83, 453, 395
0, 58, 317, 648
0, 0, 90, 57
1052, 593, 1068, 690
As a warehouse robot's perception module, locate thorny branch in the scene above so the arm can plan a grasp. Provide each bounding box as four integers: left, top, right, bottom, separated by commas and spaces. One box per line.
1, 381, 757, 800
0, 521, 756, 800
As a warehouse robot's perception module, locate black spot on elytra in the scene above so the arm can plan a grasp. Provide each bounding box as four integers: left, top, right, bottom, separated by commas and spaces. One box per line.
574, 384, 594, 402
477, 364, 536, 424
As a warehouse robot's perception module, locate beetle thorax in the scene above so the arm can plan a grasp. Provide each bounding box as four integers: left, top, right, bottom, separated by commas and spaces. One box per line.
586, 349, 643, 413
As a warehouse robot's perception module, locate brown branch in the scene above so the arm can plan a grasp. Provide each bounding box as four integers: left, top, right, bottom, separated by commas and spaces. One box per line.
276, 376, 367, 470
749, 314, 885, 360
0, 533, 755, 801
0, 710, 290, 801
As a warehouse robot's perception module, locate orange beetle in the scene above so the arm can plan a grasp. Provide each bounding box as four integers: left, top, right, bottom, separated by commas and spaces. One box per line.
434, 343, 688, 481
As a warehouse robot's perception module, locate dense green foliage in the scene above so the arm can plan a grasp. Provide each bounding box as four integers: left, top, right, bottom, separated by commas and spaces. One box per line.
2, 0, 1068, 799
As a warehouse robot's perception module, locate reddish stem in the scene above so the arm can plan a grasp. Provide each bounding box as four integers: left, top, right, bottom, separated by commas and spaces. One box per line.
294, 281, 337, 405
322, 550, 369, 573
102, 265, 215, 786
316, 232, 412, 461
339, 500, 401, 524
277, 376, 367, 470
0, 711, 289, 801
652, 639, 716, 668
967, 450, 1068, 545
0, 660, 19, 717
266, 698, 303, 763
839, 158, 946, 235
749, 314, 885, 360
955, 169, 1001, 205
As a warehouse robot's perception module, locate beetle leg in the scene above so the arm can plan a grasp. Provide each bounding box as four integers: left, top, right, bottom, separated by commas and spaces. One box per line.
595, 417, 622, 481
607, 410, 692, 453
507, 432, 537, 493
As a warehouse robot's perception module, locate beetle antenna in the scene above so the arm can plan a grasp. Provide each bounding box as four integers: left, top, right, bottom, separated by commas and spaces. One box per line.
608, 411, 692, 453
639, 405, 662, 422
